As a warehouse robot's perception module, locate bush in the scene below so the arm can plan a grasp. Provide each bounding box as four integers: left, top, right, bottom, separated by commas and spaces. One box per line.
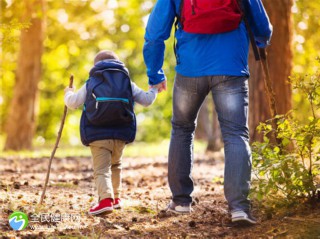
251, 59, 320, 208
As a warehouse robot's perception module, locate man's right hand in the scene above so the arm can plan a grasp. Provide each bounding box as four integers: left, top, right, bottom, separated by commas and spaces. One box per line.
152, 80, 167, 93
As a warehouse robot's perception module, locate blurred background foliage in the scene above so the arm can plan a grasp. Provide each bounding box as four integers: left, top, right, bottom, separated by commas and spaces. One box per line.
0, 0, 176, 148
291, 0, 320, 122
0, 0, 320, 148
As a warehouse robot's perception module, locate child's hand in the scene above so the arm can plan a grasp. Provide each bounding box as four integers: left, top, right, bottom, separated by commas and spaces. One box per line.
149, 85, 159, 91
149, 80, 167, 93
64, 87, 74, 94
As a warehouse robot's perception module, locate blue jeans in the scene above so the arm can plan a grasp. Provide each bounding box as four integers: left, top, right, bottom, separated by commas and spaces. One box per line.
168, 73, 251, 212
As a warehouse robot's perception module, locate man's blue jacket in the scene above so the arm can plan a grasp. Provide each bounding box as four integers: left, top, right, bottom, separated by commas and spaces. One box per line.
143, 0, 273, 85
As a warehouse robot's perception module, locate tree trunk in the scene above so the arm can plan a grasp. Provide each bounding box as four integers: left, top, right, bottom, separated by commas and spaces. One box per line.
4, 0, 45, 150
195, 96, 223, 152
195, 98, 210, 140
249, 0, 293, 142
206, 108, 223, 152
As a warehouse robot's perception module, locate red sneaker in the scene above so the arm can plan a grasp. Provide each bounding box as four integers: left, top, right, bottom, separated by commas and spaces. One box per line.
89, 198, 113, 215
113, 198, 122, 209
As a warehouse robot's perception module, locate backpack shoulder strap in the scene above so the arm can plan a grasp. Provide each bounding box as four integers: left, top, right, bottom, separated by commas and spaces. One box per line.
238, 0, 260, 61
173, 0, 184, 64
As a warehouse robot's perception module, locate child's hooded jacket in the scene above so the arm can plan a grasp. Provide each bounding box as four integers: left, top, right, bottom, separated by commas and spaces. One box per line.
80, 60, 136, 146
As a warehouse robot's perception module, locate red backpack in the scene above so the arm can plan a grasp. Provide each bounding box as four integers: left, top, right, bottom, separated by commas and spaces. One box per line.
179, 0, 242, 34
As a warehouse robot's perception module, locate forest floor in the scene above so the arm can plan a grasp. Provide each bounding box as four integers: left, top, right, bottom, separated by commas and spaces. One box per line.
0, 151, 319, 239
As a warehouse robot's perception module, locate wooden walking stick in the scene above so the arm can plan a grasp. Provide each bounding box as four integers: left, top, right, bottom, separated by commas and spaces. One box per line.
243, 11, 280, 144
258, 48, 278, 119
240, 2, 281, 145
258, 48, 282, 146
39, 75, 74, 204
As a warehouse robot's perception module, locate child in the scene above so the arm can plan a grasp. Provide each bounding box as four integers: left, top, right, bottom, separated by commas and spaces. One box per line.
64, 50, 158, 215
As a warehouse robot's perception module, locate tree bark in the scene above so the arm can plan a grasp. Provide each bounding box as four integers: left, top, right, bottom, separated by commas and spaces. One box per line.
4, 0, 45, 150
249, 0, 293, 142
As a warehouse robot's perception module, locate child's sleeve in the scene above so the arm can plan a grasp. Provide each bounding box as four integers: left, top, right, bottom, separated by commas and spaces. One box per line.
64, 84, 87, 110
131, 82, 158, 107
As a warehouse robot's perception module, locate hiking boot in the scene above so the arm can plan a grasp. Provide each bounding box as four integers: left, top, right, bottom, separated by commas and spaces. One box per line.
166, 200, 192, 214
231, 210, 257, 226
113, 198, 122, 209
89, 198, 113, 215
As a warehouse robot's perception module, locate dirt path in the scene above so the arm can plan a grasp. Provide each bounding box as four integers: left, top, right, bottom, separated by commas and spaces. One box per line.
0, 153, 319, 238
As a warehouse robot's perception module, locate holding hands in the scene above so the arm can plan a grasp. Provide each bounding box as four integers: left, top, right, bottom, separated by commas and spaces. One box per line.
150, 80, 167, 93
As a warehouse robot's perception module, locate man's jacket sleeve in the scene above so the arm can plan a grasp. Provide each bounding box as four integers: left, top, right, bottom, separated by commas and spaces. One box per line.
143, 0, 176, 85
244, 0, 273, 48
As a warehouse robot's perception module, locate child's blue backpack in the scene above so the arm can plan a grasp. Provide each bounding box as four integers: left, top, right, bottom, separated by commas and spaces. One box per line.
84, 62, 135, 127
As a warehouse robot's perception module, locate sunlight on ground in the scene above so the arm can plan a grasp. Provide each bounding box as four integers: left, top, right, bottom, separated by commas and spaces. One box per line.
0, 138, 207, 159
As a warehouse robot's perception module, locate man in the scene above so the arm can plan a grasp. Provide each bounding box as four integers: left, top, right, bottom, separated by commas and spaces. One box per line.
143, 0, 272, 225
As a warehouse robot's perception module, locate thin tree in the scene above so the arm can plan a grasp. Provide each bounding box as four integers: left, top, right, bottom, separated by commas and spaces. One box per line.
249, 0, 293, 141
4, 0, 45, 150
196, 96, 223, 152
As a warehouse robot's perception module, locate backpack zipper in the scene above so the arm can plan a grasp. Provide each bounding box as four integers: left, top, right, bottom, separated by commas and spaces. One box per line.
92, 93, 129, 109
